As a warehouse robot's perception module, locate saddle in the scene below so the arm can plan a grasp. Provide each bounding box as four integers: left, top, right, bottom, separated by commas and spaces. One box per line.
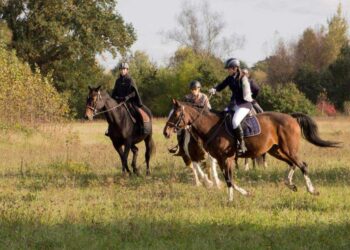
137, 107, 151, 123
224, 112, 261, 138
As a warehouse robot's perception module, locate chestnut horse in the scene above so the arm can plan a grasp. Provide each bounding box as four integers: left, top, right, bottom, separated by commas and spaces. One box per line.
163, 100, 340, 201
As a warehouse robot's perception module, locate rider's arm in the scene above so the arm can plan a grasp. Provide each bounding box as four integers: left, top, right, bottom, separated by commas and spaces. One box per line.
203, 95, 212, 109
214, 76, 230, 92
242, 76, 253, 102
128, 79, 143, 107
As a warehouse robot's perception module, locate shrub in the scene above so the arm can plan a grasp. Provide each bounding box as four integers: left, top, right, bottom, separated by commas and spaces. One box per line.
0, 43, 69, 125
257, 82, 316, 114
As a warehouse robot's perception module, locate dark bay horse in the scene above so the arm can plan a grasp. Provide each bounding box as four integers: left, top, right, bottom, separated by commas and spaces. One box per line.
164, 100, 340, 201
85, 86, 155, 175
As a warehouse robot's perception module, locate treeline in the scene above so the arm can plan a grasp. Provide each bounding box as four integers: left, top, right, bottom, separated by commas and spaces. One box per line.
1, 1, 349, 120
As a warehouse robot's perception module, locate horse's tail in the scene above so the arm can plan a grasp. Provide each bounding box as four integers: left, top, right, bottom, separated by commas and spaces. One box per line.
290, 112, 341, 148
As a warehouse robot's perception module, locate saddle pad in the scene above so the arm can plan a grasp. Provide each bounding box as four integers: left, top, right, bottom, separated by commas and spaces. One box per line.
225, 114, 261, 138
138, 107, 151, 123
242, 115, 261, 137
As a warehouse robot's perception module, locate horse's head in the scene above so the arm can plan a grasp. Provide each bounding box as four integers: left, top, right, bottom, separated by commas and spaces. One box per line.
85, 85, 104, 120
163, 99, 191, 138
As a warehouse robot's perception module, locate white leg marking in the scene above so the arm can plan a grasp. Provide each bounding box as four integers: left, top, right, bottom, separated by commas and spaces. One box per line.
264, 161, 268, 169
209, 155, 222, 189
304, 175, 315, 193
287, 168, 295, 185
244, 159, 250, 171
194, 162, 213, 188
233, 184, 249, 196
228, 187, 234, 202
190, 162, 201, 186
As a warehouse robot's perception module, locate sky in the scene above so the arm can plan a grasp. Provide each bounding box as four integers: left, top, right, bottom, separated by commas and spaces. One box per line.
98, 0, 350, 69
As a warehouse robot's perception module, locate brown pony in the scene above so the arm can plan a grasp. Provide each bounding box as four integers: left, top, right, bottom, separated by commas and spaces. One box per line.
163, 100, 340, 201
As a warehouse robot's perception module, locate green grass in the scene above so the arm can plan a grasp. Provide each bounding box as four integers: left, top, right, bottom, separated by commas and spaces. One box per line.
1, 118, 350, 249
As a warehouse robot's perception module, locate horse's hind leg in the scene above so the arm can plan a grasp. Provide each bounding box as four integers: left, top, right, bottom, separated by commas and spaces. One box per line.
278, 141, 319, 195
268, 146, 298, 192
131, 145, 139, 175
144, 135, 154, 176
290, 158, 319, 195
300, 162, 319, 195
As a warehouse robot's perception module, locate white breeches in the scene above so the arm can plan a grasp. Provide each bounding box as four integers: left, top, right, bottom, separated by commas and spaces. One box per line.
232, 105, 250, 129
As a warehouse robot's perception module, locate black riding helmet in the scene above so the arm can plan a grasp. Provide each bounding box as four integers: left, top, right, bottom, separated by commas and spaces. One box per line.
189, 80, 201, 89
224, 58, 240, 69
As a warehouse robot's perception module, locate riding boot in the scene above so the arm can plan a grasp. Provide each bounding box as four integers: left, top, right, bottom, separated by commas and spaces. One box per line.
174, 130, 185, 156
233, 125, 247, 156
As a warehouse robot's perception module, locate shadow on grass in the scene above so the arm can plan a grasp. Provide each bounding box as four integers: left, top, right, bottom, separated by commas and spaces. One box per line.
0, 218, 349, 249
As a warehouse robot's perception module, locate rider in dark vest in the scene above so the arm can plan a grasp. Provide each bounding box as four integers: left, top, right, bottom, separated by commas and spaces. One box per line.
105, 62, 151, 136
242, 68, 264, 114
209, 58, 252, 155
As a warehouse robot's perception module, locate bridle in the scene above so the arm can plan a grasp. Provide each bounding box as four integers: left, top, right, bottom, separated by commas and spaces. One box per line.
166, 93, 213, 132
86, 91, 125, 117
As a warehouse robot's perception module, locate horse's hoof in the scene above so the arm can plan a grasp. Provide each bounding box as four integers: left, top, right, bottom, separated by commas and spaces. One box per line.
195, 182, 202, 187
146, 171, 151, 176
204, 180, 214, 189
291, 185, 298, 192
311, 190, 320, 196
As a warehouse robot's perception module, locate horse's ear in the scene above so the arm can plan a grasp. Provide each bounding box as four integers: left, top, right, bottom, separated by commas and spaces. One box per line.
172, 99, 179, 106
96, 85, 101, 91
88, 85, 92, 91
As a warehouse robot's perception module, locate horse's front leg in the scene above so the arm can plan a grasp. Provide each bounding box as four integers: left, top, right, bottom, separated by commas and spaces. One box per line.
220, 157, 249, 202
131, 144, 139, 175
123, 142, 132, 175
208, 155, 222, 189
112, 141, 129, 175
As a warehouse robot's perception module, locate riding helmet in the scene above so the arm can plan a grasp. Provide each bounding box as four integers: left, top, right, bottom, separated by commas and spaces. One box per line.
189, 80, 202, 89
118, 62, 129, 69
224, 58, 240, 69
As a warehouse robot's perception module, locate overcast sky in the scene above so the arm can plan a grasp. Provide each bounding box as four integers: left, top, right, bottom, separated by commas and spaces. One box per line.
99, 0, 350, 69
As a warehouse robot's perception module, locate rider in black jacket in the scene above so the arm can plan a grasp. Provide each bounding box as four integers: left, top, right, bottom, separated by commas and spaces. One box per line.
105, 62, 151, 136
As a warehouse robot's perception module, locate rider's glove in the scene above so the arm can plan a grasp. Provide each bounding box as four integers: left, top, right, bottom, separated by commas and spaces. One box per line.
209, 88, 216, 95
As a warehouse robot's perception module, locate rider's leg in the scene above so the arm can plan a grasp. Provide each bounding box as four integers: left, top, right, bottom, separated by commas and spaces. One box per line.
232, 106, 250, 154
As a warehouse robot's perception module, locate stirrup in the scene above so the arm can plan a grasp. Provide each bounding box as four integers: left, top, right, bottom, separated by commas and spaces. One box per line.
168, 145, 179, 154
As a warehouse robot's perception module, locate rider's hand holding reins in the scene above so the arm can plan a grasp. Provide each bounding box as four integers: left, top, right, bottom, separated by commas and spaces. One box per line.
209, 88, 216, 95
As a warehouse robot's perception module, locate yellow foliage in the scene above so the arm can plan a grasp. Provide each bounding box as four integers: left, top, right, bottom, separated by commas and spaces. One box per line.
0, 43, 69, 125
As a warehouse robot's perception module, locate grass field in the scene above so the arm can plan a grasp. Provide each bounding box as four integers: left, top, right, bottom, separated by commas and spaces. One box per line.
1, 117, 350, 249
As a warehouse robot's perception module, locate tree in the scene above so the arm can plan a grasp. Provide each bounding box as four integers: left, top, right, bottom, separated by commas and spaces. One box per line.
326, 44, 350, 110
0, 0, 136, 116
295, 28, 324, 71
164, 0, 244, 58
321, 3, 348, 67
266, 40, 295, 85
